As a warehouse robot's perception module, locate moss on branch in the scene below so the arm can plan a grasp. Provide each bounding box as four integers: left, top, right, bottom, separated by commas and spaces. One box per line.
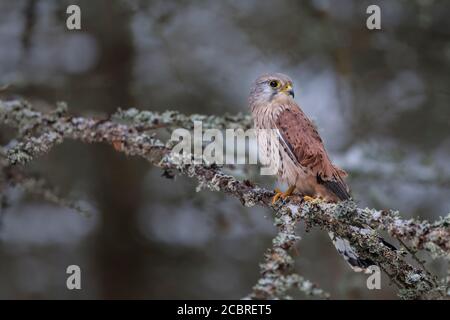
0, 99, 449, 300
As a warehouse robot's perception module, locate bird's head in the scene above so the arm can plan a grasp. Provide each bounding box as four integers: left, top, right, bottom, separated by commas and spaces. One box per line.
249, 73, 295, 109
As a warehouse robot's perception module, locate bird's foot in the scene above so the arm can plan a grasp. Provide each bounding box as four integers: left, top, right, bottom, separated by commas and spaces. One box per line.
272, 188, 284, 204
303, 195, 323, 204
272, 186, 295, 204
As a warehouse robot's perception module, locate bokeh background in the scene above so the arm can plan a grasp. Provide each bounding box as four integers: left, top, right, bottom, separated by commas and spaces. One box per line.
0, 0, 449, 299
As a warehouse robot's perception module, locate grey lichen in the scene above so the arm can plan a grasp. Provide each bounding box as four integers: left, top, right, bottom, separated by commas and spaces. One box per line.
7, 132, 63, 165
0, 146, 91, 217
113, 108, 253, 131
0, 99, 449, 300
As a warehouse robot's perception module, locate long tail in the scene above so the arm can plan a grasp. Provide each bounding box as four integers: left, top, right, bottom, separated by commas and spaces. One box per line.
328, 231, 396, 273
322, 170, 397, 272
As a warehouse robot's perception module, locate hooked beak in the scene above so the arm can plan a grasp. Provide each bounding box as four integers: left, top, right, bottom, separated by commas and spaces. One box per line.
280, 83, 295, 98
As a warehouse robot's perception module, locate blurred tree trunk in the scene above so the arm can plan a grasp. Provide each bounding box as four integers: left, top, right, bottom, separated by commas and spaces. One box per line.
79, 0, 148, 298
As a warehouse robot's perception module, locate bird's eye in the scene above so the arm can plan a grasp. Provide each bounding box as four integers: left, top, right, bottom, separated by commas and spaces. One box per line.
269, 80, 280, 88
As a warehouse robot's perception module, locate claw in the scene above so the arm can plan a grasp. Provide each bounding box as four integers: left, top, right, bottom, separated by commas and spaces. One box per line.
272, 186, 295, 204
303, 195, 322, 204
272, 188, 283, 204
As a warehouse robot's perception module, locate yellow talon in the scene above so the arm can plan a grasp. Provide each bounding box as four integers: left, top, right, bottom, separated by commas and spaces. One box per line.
303, 195, 322, 204
272, 186, 295, 204
272, 188, 283, 204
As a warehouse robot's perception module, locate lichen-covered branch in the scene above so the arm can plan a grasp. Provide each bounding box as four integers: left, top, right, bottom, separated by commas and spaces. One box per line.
113, 108, 253, 131
245, 203, 330, 299
0, 99, 449, 299
0, 147, 91, 216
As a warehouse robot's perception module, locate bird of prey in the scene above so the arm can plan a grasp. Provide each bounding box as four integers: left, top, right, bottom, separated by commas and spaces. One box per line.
249, 72, 395, 272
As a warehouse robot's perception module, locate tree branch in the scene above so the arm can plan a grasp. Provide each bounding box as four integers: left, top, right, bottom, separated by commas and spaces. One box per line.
0, 99, 449, 299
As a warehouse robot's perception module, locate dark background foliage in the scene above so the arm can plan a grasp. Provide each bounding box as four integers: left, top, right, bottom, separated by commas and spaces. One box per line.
0, 0, 449, 299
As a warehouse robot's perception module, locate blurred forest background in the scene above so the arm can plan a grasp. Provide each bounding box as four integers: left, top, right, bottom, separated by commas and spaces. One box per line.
0, 0, 449, 299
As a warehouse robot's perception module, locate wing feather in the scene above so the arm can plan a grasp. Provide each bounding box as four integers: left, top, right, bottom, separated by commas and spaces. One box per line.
275, 105, 351, 201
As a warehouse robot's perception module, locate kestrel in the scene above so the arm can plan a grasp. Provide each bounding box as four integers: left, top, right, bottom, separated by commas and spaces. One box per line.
249, 73, 395, 272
